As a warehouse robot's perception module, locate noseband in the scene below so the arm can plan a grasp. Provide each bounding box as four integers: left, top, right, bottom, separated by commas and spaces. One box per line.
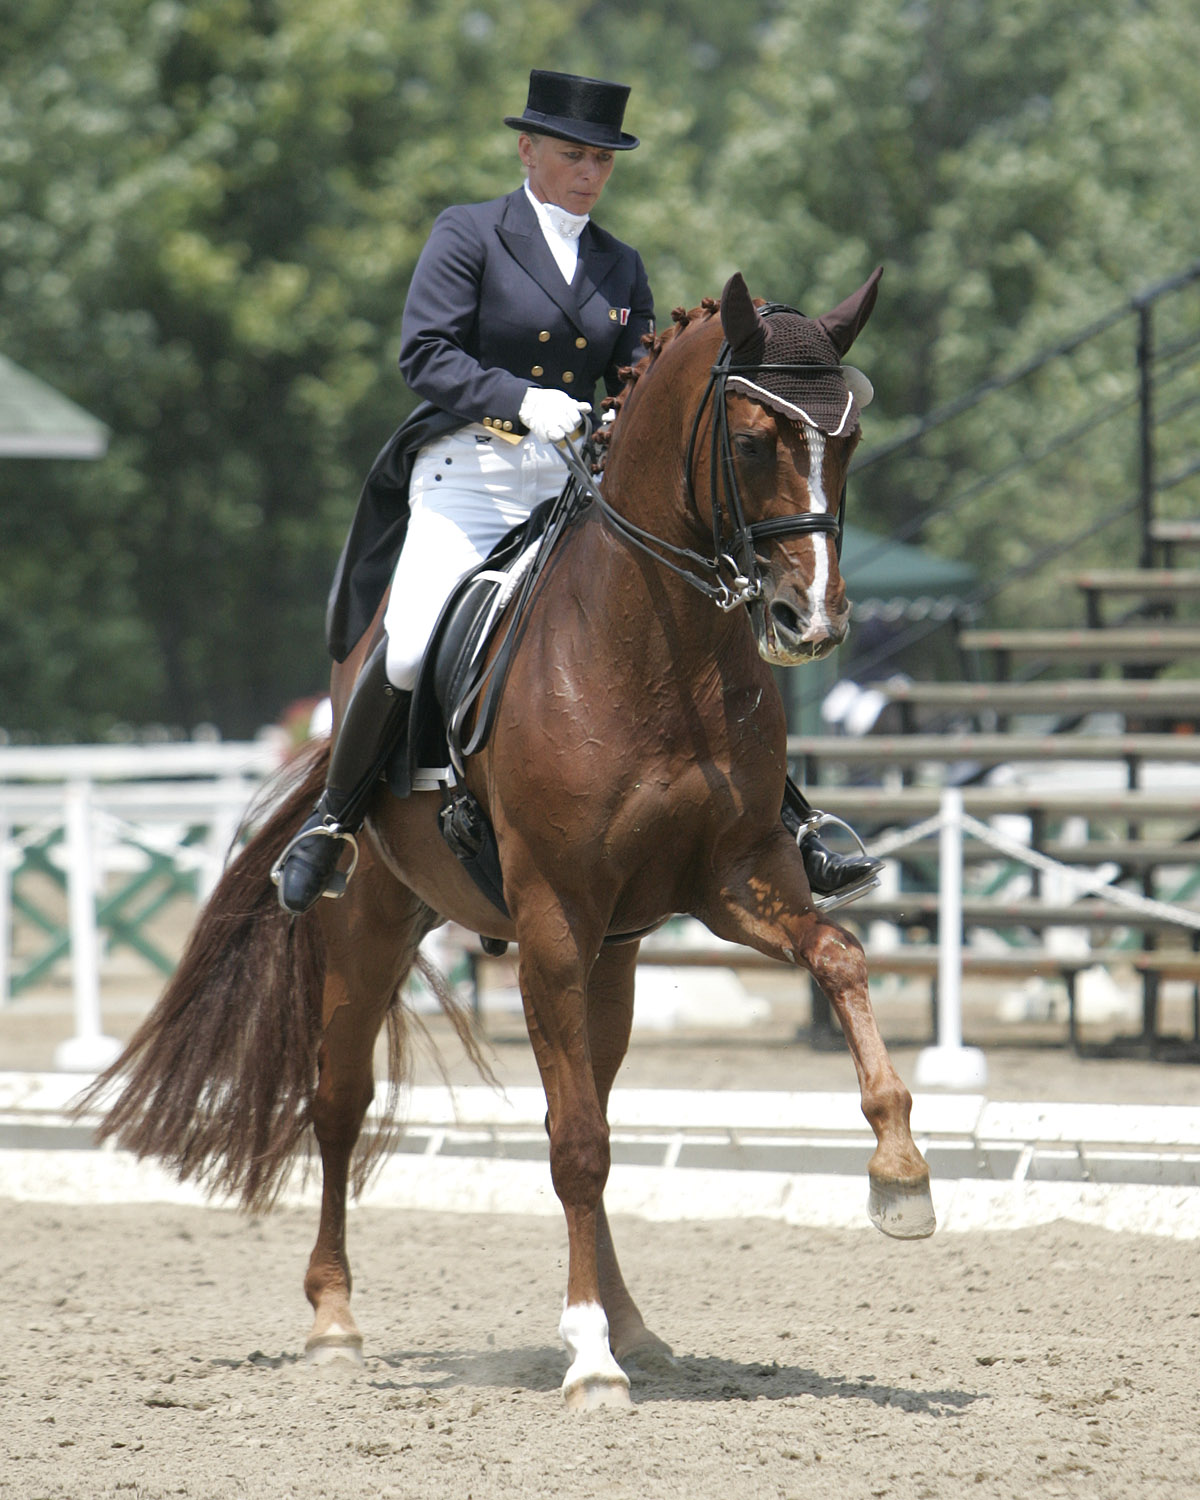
568, 305, 849, 612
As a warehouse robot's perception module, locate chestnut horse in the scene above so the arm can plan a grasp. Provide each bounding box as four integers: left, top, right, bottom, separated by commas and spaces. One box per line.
83, 272, 934, 1410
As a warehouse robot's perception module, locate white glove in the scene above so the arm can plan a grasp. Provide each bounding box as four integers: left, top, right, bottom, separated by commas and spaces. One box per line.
519, 387, 591, 443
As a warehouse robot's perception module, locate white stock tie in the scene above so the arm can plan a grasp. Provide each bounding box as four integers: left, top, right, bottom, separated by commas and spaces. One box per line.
525, 184, 589, 282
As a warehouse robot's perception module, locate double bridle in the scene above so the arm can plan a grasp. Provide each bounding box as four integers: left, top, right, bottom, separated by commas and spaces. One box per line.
561, 305, 848, 612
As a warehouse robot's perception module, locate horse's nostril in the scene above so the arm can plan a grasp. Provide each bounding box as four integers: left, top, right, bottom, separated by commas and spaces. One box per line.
769, 599, 804, 643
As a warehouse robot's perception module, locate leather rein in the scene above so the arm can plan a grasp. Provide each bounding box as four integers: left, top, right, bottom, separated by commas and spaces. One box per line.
560, 306, 848, 613
448, 315, 851, 767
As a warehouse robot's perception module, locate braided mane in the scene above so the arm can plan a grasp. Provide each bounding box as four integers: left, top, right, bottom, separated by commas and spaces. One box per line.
593, 296, 721, 460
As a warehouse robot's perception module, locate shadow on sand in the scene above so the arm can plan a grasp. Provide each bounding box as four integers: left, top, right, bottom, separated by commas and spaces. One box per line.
367, 1343, 984, 1417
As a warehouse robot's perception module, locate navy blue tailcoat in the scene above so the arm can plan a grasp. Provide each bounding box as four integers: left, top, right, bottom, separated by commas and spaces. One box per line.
326, 187, 655, 660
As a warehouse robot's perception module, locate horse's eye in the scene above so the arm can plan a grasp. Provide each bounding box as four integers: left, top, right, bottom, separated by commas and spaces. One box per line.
733, 432, 772, 462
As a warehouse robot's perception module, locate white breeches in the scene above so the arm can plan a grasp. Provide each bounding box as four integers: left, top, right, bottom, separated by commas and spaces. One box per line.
383, 424, 568, 690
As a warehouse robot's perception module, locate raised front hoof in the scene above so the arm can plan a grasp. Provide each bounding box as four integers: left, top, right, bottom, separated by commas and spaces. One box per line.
563, 1373, 633, 1412
868, 1175, 936, 1240
304, 1331, 365, 1367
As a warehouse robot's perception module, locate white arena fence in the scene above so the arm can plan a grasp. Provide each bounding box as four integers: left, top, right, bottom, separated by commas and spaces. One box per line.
3, 745, 1199, 1078
0, 742, 280, 1070
866, 788, 1200, 1087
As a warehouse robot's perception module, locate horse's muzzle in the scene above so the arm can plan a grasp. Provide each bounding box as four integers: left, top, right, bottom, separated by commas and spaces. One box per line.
759, 593, 849, 665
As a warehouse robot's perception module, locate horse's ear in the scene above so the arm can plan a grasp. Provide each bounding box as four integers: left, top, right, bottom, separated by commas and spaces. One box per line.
816, 266, 884, 357
720, 272, 762, 353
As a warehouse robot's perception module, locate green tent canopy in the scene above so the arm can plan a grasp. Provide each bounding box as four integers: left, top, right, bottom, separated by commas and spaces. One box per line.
838, 522, 976, 618
0, 354, 108, 458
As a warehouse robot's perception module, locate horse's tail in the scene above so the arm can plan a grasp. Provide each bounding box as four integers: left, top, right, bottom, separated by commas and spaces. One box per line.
74, 741, 331, 1213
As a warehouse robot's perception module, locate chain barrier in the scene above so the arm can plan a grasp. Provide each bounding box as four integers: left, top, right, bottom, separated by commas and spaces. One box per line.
958, 810, 1200, 933
863, 813, 945, 861
861, 800, 1200, 933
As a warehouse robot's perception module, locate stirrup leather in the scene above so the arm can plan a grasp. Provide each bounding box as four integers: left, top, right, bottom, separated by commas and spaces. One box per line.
795, 810, 881, 913
269, 822, 360, 901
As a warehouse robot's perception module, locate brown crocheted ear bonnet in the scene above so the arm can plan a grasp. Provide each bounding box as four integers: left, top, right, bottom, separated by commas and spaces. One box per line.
719, 269, 881, 436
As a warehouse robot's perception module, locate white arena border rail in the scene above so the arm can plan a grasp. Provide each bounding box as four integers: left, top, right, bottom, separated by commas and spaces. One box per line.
0, 741, 279, 1069
864, 787, 1200, 1090
2, 1072, 1199, 1240
5, 759, 1198, 1087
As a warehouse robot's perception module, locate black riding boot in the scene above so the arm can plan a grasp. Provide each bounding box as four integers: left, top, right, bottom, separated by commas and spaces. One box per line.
272, 642, 412, 915
798, 827, 881, 898
782, 777, 882, 904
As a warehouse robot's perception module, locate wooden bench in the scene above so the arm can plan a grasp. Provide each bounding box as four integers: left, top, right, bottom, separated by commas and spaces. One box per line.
467, 944, 1200, 1055
841, 895, 1200, 933
803, 789, 1200, 897
784, 739, 1200, 892
1039, 837, 1200, 869
1070, 568, 1200, 627
957, 625, 1200, 668
1151, 519, 1200, 543
783, 836, 1197, 871
789, 785, 1200, 821
849, 948, 1200, 1055
1150, 518, 1200, 566
788, 732, 1200, 788
633, 944, 1200, 1055
1071, 567, 1200, 597
865, 676, 1200, 731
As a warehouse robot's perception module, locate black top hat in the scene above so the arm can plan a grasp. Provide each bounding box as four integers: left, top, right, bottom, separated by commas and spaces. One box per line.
504, 70, 639, 151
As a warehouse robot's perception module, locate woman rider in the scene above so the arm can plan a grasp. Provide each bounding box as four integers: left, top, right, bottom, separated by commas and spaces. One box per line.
274, 69, 878, 915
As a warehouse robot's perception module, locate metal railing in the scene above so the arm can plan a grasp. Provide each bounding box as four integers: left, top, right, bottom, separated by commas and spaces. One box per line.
814, 259, 1200, 708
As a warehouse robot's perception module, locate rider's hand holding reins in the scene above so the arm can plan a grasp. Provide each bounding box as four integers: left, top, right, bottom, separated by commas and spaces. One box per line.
519, 387, 591, 443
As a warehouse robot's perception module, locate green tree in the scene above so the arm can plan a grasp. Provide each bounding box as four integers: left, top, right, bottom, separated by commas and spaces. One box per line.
3, 0, 1199, 736
0, 0, 582, 737
706, 0, 1200, 626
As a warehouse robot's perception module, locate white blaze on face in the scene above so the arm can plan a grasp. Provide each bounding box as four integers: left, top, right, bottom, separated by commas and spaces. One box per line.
802, 424, 835, 639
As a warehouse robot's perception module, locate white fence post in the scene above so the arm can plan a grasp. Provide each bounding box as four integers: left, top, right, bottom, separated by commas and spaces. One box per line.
199, 776, 245, 902
53, 780, 122, 1073
915, 786, 988, 1089
1, 742, 276, 1059
0, 805, 11, 1008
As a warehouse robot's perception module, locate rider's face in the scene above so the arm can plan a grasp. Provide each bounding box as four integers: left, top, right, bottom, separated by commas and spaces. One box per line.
519, 134, 615, 215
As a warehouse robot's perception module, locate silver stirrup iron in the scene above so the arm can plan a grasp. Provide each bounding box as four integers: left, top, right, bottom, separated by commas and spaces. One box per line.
269, 824, 360, 901
795, 810, 881, 913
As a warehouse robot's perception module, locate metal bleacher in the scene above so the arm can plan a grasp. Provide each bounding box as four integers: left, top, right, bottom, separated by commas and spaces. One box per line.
775, 261, 1200, 1058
